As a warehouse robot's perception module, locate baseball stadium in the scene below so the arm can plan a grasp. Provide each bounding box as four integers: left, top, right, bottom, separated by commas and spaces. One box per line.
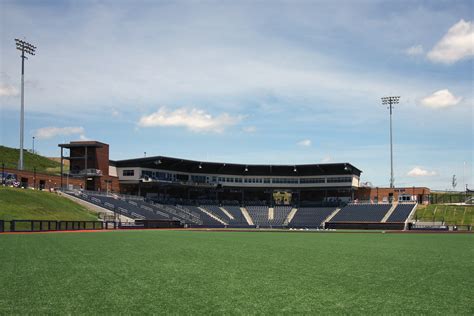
1, 1, 473, 315
1, 140, 473, 314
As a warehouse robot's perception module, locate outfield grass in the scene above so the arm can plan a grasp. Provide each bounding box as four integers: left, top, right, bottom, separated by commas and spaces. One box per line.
0, 230, 472, 314
414, 204, 474, 225
0, 187, 98, 221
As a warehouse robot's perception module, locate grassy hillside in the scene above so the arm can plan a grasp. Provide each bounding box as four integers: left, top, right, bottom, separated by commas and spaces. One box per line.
0, 187, 98, 221
0, 145, 64, 173
414, 204, 473, 225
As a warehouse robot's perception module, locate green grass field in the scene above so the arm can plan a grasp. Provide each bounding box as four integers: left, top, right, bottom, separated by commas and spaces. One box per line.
0, 230, 472, 314
414, 204, 474, 225
0, 187, 98, 221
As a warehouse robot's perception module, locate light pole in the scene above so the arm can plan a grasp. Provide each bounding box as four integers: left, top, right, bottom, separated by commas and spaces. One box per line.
381, 96, 400, 189
32, 136, 35, 154
15, 38, 36, 171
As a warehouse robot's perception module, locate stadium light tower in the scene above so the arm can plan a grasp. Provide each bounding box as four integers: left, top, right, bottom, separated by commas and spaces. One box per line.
15, 38, 36, 170
381, 96, 400, 189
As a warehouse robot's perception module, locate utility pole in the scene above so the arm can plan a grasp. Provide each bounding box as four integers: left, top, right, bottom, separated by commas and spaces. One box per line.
381, 96, 400, 189
15, 38, 36, 170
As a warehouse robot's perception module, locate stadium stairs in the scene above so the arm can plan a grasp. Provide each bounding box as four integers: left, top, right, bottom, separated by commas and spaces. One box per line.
240, 207, 254, 225
283, 207, 298, 226
198, 207, 228, 225
321, 208, 341, 227
381, 204, 398, 222
219, 207, 234, 220
222, 206, 253, 227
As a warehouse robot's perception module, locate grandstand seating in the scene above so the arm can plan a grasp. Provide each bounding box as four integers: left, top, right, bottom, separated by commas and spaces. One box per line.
68, 190, 411, 229
246, 206, 271, 226
386, 204, 416, 222
221, 206, 248, 225
72, 192, 164, 220
202, 205, 237, 225
289, 207, 336, 227
271, 206, 292, 226
180, 205, 222, 226
330, 204, 391, 222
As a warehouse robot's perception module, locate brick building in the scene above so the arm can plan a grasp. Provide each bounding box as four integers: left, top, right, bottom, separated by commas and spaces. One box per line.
58, 141, 119, 192
355, 186, 430, 204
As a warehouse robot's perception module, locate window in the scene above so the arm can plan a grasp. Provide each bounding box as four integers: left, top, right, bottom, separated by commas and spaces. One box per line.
326, 177, 352, 183
141, 170, 153, 178
300, 178, 325, 184
272, 178, 298, 184
122, 170, 134, 176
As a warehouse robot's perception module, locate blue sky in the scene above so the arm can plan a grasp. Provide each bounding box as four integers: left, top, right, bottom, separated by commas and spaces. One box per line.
0, 0, 473, 190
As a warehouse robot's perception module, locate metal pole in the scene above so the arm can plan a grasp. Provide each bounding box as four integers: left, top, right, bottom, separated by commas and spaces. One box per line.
32, 136, 35, 154
389, 99, 394, 188
15, 39, 36, 171
19, 49, 25, 170
382, 96, 400, 189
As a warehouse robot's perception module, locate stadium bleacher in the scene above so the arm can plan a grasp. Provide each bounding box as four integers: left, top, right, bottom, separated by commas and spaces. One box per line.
289, 207, 336, 228
180, 205, 223, 226
202, 205, 239, 225
246, 206, 271, 226
330, 204, 391, 222
221, 205, 248, 225
67, 190, 414, 229
271, 206, 292, 226
386, 204, 416, 222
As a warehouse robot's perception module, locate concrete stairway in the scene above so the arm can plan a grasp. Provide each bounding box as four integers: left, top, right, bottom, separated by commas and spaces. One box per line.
198, 207, 228, 225
284, 208, 298, 225
381, 204, 398, 222
323, 208, 340, 227
241, 207, 254, 225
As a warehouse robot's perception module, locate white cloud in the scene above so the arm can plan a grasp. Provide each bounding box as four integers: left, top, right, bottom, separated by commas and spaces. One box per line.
297, 139, 312, 147
0, 84, 18, 97
407, 167, 437, 177
427, 19, 474, 64
35, 126, 85, 140
405, 45, 424, 56
321, 156, 332, 163
420, 89, 462, 108
111, 109, 120, 117
138, 107, 242, 133
242, 126, 257, 133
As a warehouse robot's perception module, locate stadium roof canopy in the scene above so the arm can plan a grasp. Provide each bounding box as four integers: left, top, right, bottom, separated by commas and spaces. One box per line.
112, 156, 362, 177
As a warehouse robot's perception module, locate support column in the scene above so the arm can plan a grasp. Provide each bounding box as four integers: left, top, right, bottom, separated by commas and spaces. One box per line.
84, 146, 88, 190
60, 147, 63, 189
